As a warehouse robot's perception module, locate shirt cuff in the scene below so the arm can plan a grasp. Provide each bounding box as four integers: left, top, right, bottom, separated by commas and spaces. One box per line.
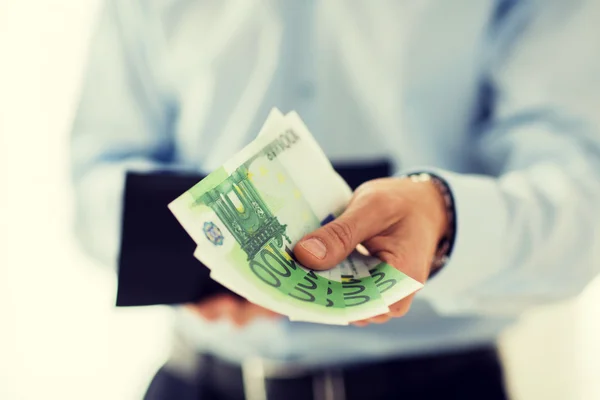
398, 168, 509, 315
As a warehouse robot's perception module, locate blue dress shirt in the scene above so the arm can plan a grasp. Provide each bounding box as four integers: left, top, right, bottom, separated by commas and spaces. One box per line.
71, 0, 600, 368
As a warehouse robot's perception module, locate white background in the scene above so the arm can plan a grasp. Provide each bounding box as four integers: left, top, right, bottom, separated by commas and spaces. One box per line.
1, 1, 600, 399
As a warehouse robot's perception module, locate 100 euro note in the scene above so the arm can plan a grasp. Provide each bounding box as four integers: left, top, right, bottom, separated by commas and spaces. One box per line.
194, 110, 351, 324
257, 111, 424, 322
170, 111, 352, 324
169, 108, 423, 324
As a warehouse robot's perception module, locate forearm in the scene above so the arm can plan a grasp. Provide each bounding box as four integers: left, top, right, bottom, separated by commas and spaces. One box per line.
414, 0, 600, 316
415, 129, 600, 316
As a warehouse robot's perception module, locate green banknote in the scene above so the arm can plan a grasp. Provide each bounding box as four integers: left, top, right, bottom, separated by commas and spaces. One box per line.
340, 256, 390, 320
171, 111, 350, 322
341, 251, 424, 308
170, 108, 423, 324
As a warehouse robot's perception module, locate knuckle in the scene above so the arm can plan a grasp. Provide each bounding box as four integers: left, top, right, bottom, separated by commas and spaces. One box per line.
355, 182, 382, 206
220, 296, 237, 307
371, 192, 399, 221
355, 177, 388, 194
325, 219, 355, 251
195, 307, 217, 320
390, 307, 409, 318
230, 310, 246, 326
355, 182, 400, 222
355, 180, 378, 196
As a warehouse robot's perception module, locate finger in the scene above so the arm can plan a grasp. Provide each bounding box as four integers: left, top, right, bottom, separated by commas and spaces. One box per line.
293, 186, 399, 270
184, 303, 215, 319
245, 303, 282, 321
186, 295, 223, 319
229, 302, 279, 327
231, 302, 270, 327
363, 220, 435, 285
367, 314, 392, 324
351, 294, 416, 327
252, 306, 282, 319
187, 295, 238, 321
388, 294, 415, 317
352, 302, 411, 326
231, 305, 249, 327
352, 313, 390, 326
216, 296, 240, 318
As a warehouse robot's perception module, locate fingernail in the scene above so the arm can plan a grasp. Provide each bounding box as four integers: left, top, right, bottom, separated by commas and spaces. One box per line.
300, 238, 327, 259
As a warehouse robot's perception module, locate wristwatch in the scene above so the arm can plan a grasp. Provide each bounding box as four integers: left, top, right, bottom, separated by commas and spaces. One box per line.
405, 172, 456, 279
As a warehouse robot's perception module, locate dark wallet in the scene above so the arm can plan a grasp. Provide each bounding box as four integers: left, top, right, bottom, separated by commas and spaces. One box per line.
116, 160, 392, 307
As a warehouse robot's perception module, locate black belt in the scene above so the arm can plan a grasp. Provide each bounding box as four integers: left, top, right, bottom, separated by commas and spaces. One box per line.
196, 345, 507, 400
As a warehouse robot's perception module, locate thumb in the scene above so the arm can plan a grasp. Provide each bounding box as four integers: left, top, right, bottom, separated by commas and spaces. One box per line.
293, 197, 392, 270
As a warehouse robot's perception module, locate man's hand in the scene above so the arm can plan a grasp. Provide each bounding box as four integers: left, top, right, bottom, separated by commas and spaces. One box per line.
185, 294, 281, 327
293, 176, 448, 326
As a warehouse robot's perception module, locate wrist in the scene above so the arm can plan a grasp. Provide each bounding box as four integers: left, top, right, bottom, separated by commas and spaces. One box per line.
405, 173, 448, 242
404, 172, 456, 278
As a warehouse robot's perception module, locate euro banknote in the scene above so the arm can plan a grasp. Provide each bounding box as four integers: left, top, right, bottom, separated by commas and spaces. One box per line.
169, 108, 423, 324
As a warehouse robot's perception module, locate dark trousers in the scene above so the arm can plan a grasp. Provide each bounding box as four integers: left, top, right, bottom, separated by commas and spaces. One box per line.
143, 347, 508, 400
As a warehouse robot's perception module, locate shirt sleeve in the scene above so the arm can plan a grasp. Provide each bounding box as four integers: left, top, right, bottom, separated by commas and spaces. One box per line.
70, 0, 177, 268
414, 0, 600, 316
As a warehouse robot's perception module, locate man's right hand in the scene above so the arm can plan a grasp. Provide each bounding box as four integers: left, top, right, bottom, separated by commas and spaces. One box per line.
185, 294, 282, 327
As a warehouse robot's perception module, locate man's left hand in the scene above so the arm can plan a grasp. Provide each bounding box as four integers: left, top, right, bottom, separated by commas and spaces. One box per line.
293, 176, 448, 326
